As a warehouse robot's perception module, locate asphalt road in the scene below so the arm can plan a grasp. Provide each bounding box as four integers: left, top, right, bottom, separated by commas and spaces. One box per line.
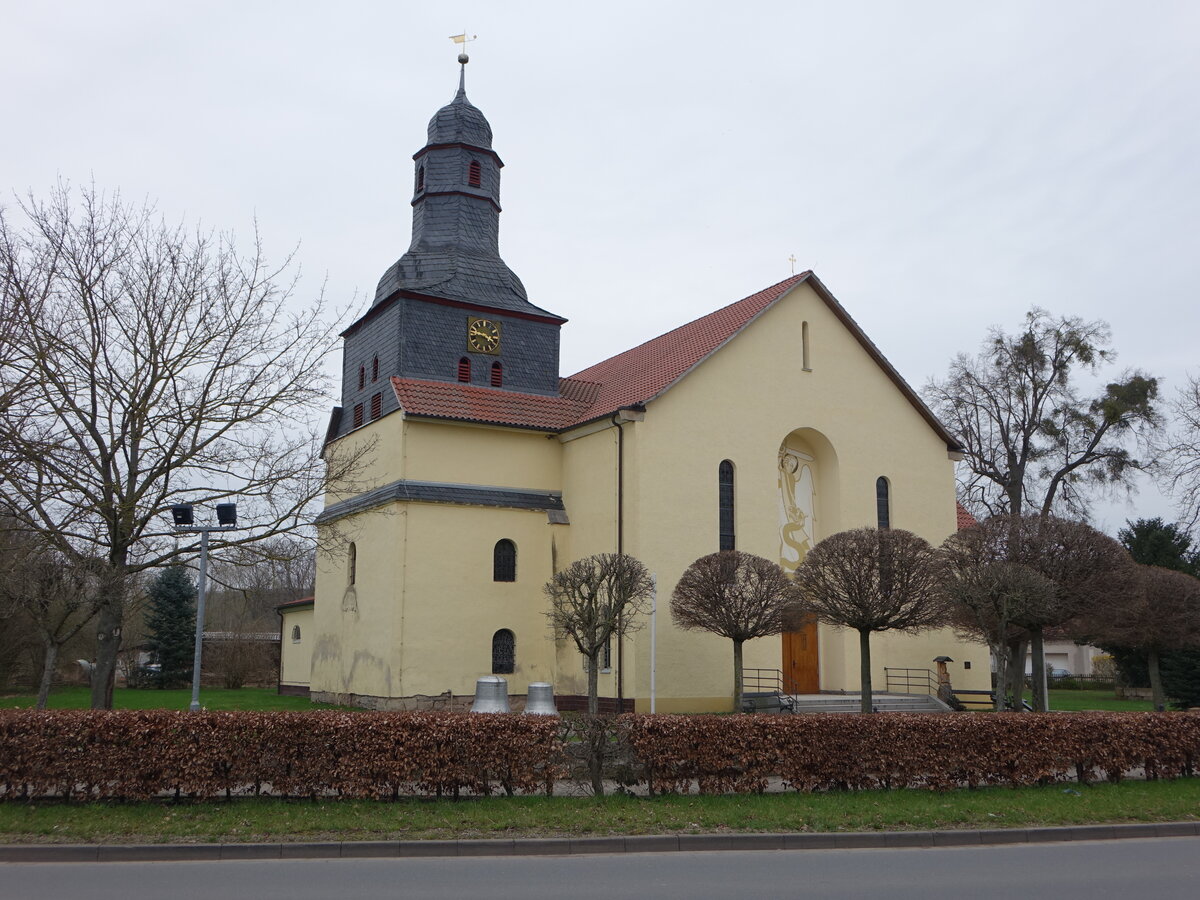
3, 837, 1199, 900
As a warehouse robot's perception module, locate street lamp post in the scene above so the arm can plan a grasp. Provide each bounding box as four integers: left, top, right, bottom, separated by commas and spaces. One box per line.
172, 503, 240, 712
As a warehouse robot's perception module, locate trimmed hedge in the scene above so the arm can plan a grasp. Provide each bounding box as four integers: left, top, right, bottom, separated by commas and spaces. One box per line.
1, 710, 1198, 800
0, 711, 563, 801
622, 713, 1200, 794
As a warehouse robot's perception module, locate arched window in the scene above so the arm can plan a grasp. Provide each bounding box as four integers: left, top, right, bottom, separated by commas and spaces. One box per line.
291, 625, 301, 643
876, 477, 891, 530
493, 539, 516, 582
802, 321, 811, 370
358, 365, 365, 390
372, 355, 379, 382
417, 165, 425, 191
492, 629, 515, 674
457, 357, 471, 382
718, 460, 735, 551
347, 542, 357, 586
468, 160, 482, 187
490, 361, 503, 387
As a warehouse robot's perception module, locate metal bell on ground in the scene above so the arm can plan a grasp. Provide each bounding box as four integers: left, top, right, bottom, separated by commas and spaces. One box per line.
523, 682, 559, 716
470, 675, 511, 713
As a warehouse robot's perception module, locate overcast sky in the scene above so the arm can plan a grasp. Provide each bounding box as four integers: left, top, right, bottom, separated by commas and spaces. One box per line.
4, 1, 1197, 535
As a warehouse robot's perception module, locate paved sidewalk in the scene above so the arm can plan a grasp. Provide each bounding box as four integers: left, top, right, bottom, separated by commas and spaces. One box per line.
2, 821, 1198, 863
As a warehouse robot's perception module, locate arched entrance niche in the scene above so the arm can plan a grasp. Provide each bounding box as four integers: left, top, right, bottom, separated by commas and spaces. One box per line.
777, 428, 839, 693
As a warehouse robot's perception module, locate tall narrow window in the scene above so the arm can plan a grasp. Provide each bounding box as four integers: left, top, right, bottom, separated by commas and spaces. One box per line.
493, 539, 516, 582
358, 365, 365, 390
876, 477, 891, 530
291, 625, 301, 643
468, 160, 482, 187
490, 361, 503, 387
802, 321, 811, 370
347, 542, 357, 586
417, 165, 425, 191
492, 629, 515, 674
372, 355, 379, 382
457, 357, 471, 382
370, 392, 382, 420
352, 403, 364, 429
718, 460, 735, 551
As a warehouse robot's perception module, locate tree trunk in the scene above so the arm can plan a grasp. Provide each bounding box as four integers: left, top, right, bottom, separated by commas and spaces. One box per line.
991, 640, 1008, 712
90, 598, 122, 709
733, 639, 744, 713
859, 629, 873, 713
1030, 627, 1049, 712
35, 641, 58, 710
587, 652, 599, 716
1006, 636, 1027, 711
1148, 648, 1166, 712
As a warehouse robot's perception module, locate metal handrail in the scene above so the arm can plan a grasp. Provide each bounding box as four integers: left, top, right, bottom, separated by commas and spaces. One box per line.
743, 668, 788, 695
884, 667, 940, 697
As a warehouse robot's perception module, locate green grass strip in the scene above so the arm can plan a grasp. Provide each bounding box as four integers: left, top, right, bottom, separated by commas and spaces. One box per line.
0, 687, 353, 712
2, 780, 1198, 844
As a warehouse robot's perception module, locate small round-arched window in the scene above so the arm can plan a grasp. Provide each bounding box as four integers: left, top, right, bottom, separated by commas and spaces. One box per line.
493, 539, 516, 582
490, 361, 503, 387
291, 625, 301, 643
492, 629, 515, 674
347, 542, 357, 586
458, 357, 471, 382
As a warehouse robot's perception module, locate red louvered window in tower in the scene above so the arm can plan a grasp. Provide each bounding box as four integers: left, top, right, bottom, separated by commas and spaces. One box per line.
372, 356, 379, 382
468, 160, 482, 187
457, 357, 471, 382
358, 366, 365, 390
370, 392, 382, 420
352, 404, 364, 429
490, 361, 503, 387
417, 165, 425, 191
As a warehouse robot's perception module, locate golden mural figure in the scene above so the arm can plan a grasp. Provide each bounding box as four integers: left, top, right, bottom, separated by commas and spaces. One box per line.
778, 447, 815, 574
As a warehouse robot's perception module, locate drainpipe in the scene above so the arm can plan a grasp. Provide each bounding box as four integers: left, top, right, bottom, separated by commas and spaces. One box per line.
610, 406, 645, 712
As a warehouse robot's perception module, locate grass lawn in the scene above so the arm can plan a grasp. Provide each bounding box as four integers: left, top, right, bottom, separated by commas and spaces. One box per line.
0, 686, 352, 712
1042, 689, 1153, 712
0, 779, 1197, 844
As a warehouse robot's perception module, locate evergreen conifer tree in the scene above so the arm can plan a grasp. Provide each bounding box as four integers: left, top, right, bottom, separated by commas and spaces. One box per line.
144, 566, 197, 688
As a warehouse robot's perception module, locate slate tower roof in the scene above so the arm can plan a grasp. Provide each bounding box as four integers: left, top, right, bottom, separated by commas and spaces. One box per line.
372, 62, 560, 320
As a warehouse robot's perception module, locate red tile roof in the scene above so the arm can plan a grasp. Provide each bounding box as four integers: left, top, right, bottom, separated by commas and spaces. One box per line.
275, 595, 315, 612
387, 271, 960, 450
956, 502, 978, 531
390, 274, 808, 430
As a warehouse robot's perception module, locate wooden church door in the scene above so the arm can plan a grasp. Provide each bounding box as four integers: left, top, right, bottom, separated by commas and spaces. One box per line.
782, 619, 819, 694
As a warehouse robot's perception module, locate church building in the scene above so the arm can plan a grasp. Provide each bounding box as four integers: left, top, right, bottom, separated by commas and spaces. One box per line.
282, 59, 991, 711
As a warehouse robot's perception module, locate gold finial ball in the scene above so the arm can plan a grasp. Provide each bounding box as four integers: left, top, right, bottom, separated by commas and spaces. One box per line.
458, 53, 469, 64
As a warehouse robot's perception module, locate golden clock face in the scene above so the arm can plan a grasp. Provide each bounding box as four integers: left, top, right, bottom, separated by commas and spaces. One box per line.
467, 317, 501, 354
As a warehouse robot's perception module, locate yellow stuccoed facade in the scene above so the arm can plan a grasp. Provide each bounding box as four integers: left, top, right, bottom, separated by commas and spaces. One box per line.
291, 278, 992, 711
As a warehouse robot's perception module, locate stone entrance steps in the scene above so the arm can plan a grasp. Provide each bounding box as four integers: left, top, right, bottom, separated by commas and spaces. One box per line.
789, 692, 951, 714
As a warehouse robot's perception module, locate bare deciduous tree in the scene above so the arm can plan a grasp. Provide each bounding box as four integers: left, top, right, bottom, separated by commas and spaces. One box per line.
941, 525, 1057, 710
0, 527, 107, 708
670, 551, 798, 712
1079, 565, 1200, 711
0, 184, 368, 708
544, 553, 654, 716
925, 308, 1158, 521
792, 528, 950, 713
1159, 374, 1200, 532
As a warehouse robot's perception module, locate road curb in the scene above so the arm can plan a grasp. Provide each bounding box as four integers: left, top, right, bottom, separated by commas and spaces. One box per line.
1, 822, 1197, 863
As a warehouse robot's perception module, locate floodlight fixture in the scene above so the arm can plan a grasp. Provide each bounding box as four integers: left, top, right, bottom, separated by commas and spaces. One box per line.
171, 504, 194, 526
215, 503, 237, 527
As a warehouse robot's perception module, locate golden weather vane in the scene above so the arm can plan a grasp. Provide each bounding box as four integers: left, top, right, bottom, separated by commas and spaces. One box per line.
449, 31, 477, 60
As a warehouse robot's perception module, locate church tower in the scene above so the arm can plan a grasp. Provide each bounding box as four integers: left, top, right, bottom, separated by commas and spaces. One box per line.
334, 56, 565, 438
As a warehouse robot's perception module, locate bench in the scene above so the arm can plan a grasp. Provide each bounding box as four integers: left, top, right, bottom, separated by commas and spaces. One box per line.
741, 691, 796, 714
952, 689, 1033, 711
